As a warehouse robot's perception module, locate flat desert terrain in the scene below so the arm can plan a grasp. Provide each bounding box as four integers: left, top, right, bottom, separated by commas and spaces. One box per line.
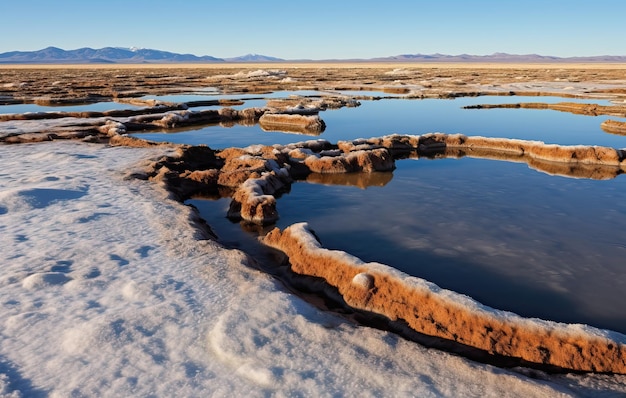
3, 62, 626, 102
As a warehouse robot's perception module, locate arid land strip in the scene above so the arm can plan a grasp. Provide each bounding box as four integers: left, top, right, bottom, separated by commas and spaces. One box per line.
2, 62, 626, 103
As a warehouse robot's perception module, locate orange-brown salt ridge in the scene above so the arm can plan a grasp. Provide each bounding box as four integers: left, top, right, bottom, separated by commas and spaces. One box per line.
303, 148, 394, 174
215, 145, 289, 224
341, 133, 626, 167
258, 113, 326, 135
265, 97, 359, 111
228, 174, 282, 224
261, 222, 626, 374
242, 149, 392, 222
108, 134, 174, 148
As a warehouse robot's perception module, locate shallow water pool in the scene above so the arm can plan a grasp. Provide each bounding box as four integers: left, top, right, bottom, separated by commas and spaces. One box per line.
189, 155, 626, 334
143, 92, 626, 334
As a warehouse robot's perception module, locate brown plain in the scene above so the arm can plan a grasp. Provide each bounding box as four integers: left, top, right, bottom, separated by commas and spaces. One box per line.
2, 62, 626, 103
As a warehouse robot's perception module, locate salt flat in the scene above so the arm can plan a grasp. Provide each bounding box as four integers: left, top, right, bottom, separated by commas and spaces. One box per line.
2, 64, 626, 396
4, 141, 618, 396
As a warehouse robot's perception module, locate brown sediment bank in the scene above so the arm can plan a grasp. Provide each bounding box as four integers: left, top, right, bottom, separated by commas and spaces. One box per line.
261, 222, 626, 374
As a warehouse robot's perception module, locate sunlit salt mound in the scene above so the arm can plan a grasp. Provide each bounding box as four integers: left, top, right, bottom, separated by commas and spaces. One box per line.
259, 113, 326, 135
341, 133, 626, 169
601, 119, 626, 136
262, 222, 626, 374
338, 133, 626, 180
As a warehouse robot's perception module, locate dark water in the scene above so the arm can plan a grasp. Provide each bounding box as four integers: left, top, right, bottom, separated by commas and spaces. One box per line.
136, 92, 626, 334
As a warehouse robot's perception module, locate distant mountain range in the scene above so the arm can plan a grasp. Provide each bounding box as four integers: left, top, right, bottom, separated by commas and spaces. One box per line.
0, 47, 282, 64
370, 52, 626, 63
0, 47, 625, 64
223, 53, 284, 63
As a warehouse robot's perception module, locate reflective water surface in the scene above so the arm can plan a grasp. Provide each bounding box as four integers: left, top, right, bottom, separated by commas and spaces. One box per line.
189, 156, 626, 334
135, 95, 626, 149
139, 92, 626, 334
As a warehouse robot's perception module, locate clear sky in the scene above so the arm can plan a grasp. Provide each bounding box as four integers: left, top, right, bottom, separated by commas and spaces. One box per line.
2, 0, 625, 59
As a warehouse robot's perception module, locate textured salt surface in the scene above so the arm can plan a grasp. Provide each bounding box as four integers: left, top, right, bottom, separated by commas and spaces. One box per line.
0, 141, 624, 396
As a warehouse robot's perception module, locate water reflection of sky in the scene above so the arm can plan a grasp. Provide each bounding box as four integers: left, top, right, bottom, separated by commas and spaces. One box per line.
115, 92, 626, 333
134, 95, 626, 149
319, 96, 626, 147
190, 155, 626, 334
278, 158, 626, 332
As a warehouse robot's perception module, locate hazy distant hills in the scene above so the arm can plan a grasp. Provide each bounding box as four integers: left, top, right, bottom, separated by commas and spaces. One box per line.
223, 53, 284, 62
0, 47, 286, 64
371, 52, 626, 63
0, 47, 225, 64
372, 53, 563, 62
1, 46, 625, 64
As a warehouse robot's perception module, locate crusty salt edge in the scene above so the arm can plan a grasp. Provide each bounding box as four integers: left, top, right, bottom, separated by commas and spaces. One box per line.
303, 148, 394, 174
262, 222, 626, 374
229, 169, 289, 224
340, 133, 626, 166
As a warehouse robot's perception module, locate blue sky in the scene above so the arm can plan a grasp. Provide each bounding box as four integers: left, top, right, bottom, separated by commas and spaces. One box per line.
2, 0, 625, 59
